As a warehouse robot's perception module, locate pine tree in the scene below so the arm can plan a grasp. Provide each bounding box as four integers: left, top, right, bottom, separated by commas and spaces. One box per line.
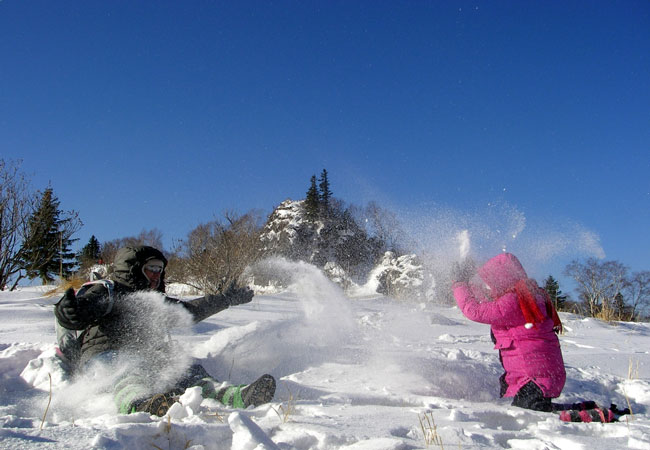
305, 175, 320, 222
612, 292, 630, 321
318, 169, 332, 213
543, 275, 567, 311
77, 235, 101, 270
22, 188, 80, 283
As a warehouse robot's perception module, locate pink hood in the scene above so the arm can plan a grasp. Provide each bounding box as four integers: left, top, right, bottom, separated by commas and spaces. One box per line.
478, 253, 527, 298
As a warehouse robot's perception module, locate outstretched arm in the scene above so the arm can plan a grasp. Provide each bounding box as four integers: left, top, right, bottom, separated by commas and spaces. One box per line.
452, 282, 521, 327
178, 285, 254, 323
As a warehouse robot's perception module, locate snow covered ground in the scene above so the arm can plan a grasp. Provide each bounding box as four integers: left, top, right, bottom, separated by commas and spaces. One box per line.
2, 263, 650, 449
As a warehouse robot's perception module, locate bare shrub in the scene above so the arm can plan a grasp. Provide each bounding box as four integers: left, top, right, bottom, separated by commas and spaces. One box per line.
0, 159, 34, 290
564, 258, 628, 318
100, 228, 165, 266
172, 211, 264, 293
625, 271, 650, 321
595, 304, 618, 323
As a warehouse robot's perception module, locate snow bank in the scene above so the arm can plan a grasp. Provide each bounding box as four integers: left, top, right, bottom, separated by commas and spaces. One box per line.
1, 280, 650, 449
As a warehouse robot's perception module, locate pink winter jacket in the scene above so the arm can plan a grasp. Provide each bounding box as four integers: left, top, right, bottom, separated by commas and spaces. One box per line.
452, 253, 566, 398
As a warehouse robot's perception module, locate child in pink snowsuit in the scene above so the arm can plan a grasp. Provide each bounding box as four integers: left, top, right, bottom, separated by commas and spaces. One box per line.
452, 253, 565, 411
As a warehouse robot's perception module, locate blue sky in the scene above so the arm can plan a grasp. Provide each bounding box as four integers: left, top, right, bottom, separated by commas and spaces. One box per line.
2, 1, 649, 283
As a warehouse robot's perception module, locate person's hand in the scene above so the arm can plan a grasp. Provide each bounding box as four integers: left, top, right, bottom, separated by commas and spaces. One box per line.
451, 258, 476, 284
57, 287, 86, 323
223, 282, 254, 306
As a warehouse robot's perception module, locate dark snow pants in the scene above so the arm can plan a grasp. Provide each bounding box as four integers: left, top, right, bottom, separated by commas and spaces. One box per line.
510, 381, 553, 412
84, 351, 220, 414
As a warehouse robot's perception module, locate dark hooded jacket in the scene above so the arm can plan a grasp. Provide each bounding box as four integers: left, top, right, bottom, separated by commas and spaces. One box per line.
55, 246, 231, 367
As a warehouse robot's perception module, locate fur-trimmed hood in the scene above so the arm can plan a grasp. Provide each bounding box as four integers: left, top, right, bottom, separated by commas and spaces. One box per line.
111, 246, 168, 292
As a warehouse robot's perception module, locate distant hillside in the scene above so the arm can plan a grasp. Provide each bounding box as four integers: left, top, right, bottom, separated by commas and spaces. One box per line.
253, 198, 436, 301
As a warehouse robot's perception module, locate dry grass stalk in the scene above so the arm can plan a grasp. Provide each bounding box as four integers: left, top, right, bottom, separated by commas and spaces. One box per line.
418, 412, 444, 449
165, 414, 172, 434
152, 416, 193, 450
39, 373, 52, 430
44, 276, 85, 297
628, 358, 640, 380
228, 357, 235, 380
596, 306, 617, 323
623, 387, 635, 421
212, 409, 225, 423
272, 388, 297, 424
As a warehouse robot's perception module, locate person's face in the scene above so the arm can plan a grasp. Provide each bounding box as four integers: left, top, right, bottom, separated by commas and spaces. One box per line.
143, 264, 163, 289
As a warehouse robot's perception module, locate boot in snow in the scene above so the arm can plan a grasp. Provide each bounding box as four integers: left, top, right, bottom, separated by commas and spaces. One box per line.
217, 374, 276, 408
133, 393, 178, 416
559, 408, 613, 423
559, 404, 631, 423
557, 402, 631, 423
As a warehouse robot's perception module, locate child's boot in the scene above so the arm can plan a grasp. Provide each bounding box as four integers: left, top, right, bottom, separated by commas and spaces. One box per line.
559, 407, 615, 423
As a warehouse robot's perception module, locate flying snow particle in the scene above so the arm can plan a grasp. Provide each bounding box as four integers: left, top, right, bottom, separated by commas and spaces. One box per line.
457, 230, 470, 260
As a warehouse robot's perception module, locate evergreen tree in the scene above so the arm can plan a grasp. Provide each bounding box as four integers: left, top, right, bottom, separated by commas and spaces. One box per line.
612, 292, 630, 321
318, 169, 332, 212
543, 275, 567, 311
304, 175, 320, 222
77, 235, 102, 270
22, 188, 80, 283
332, 207, 373, 277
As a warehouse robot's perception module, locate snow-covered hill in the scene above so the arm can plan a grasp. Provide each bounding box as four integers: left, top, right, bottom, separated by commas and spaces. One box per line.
260, 199, 310, 252
2, 262, 650, 449
258, 199, 426, 298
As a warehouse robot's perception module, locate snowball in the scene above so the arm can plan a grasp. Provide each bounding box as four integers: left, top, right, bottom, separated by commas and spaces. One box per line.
179, 386, 203, 411
90, 433, 114, 447
166, 401, 188, 420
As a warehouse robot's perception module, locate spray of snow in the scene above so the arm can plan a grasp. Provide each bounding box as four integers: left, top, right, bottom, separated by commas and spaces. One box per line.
23, 291, 195, 420
216, 258, 499, 403
457, 229, 470, 260
197, 257, 359, 382
396, 200, 605, 283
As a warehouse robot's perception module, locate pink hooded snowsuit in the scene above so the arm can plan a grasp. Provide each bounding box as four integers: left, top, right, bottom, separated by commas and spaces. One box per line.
453, 253, 566, 398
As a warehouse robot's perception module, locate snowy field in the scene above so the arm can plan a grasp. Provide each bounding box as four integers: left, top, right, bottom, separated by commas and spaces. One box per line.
1, 263, 650, 449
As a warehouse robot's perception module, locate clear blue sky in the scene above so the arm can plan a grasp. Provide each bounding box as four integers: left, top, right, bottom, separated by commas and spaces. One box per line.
2, 1, 649, 283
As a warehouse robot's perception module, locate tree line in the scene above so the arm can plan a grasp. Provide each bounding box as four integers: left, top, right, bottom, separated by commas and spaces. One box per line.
560, 259, 650, 322
538, 261, 650, 322
2, 158, 649, 321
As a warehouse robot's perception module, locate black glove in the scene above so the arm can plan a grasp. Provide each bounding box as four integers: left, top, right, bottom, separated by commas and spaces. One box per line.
451, 258, 476, 284
223, 283, 254, 306
55, 287, 87, 328
610, 403, 631, 416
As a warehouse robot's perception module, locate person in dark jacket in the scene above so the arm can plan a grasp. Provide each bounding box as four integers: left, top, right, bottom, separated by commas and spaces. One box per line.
55, 245, 275, 416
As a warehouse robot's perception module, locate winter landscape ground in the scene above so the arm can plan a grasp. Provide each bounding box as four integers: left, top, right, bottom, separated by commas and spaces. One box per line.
1, 260, 650, 450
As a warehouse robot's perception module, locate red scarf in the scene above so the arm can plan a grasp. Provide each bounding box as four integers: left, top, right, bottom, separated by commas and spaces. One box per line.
509, 279, 563, 333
